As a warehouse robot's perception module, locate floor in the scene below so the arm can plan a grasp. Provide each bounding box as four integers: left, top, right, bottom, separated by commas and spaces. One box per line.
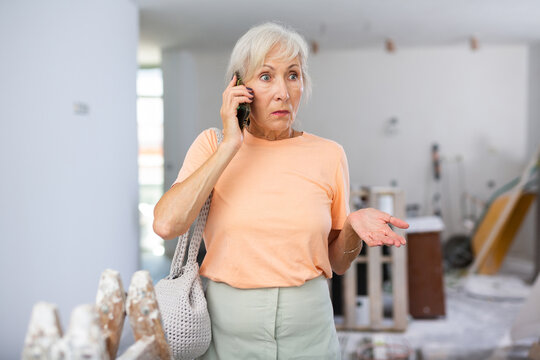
337, 283, 528, 359
139, 252, 539, 360
337, 259, 539, 360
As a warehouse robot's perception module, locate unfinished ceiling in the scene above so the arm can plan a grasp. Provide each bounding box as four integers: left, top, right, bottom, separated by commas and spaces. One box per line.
135, 0, 540, 65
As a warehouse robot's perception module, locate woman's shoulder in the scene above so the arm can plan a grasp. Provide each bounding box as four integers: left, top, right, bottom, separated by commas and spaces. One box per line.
195, 127, 221, 152
302, 132, 346, 156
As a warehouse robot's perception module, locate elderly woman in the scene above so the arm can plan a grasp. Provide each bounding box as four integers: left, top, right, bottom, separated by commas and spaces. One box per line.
154, 22, 408, 359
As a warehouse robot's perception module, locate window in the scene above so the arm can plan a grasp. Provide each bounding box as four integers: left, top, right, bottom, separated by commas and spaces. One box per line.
137, 68, 165, 260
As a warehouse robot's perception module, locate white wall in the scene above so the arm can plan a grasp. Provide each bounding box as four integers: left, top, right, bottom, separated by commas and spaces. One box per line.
303, 45, 529, 255
162, 44, 532, 259
0, 1, 139, 357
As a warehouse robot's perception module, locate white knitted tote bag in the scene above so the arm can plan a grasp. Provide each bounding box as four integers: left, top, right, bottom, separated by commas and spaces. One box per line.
155, 128, 223, 360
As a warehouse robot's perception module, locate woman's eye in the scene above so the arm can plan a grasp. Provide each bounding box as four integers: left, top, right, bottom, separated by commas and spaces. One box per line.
260, 74, 271, 81
289, 73, 299, 80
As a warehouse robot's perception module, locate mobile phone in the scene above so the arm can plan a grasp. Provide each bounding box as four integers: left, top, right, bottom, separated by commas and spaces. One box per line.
235, 71, 251, 130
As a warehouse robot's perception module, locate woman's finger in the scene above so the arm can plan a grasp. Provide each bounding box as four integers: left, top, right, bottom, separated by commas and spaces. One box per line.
388, 215, 409, 229
380, 228, 406, 247
229, 73, 237, 86
225, 87, 253, 103
388, 230, 407, 246
370, 231, 392, 246
400, 235, 407, 245
228, 87, 254, 98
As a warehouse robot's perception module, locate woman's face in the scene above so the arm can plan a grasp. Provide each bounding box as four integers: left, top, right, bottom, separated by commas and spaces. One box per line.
244, 45, 304, 134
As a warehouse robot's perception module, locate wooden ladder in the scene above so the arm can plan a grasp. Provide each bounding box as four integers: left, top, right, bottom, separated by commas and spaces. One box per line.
22, 269, 171, 360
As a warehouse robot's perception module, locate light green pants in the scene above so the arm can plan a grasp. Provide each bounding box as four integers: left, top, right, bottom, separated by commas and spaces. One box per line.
197, 275, 341, 360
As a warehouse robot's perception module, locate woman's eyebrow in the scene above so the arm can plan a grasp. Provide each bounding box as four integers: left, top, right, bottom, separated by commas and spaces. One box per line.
261, 63, 301, 70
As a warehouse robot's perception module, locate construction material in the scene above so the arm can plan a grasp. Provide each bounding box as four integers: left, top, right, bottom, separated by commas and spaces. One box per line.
126, 271, 171, 360
51, 304, 109, 359
22, 269, 171, 359
471, 192, 536, 274
469, 146, 540, 275
22, 302, 63, 359
117, 336, 159, 360
338, 186, 408, 331
464, 274, 530, 301
96, 269, 126, 359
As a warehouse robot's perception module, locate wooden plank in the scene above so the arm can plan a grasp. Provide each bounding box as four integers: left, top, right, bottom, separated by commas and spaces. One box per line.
96, 269, 126, 360
51, 304, 109, 359
354, 256, 392, 264
471, 193, 536, 274
22, 302, 63, 360
117, 336, 160, 360
391, 190, 408, 330
126, 270, 171, 360
368, 191, 383, 329
343, 259, 357, 328
368, 246, 383, 329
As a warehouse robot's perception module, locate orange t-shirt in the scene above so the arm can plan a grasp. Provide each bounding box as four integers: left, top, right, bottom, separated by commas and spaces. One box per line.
173, 128, 350, 289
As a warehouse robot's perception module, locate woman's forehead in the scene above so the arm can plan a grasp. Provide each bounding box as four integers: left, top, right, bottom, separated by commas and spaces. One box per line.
261, 54, 301, 69
263, 44, 301, 65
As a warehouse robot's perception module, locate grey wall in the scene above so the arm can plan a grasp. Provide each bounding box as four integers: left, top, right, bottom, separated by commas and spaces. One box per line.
0, 1, 139, 357
528, 44, 540, 159
527, 43, 540, 276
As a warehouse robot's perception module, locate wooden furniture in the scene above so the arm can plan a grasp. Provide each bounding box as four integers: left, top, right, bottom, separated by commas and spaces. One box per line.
337, 186, 408, 331
407, 230, 446, 318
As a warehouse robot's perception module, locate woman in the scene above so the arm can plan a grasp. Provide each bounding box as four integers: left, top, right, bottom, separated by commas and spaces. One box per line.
153, 22, 408, 359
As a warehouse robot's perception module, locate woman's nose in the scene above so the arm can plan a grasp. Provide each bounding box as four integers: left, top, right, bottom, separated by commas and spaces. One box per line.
274, 79, 290, 101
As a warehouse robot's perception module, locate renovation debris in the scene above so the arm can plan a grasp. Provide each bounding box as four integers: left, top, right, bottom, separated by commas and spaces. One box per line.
21, 302, 63, 359
463, 274, 530, 301
96, 269, 126, 359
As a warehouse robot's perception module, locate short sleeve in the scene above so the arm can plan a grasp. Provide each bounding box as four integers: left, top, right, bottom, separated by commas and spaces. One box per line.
171, 129, 219, 187
331, 145, 351, 229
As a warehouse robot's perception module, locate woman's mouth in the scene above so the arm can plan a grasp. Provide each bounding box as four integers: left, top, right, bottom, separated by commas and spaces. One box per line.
271, 110, 290, 117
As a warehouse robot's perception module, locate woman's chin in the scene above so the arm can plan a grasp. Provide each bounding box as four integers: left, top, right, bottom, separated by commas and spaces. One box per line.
271, 116, 294, 127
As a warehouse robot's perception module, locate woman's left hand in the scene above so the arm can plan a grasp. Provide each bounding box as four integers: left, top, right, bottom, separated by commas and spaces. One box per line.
349, 208, 409, 247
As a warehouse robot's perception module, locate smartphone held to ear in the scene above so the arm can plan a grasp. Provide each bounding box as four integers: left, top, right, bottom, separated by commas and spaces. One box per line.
235, 71, 251, 130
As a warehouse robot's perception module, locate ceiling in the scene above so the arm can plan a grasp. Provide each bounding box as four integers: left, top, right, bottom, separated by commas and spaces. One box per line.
135, 0, 540, 65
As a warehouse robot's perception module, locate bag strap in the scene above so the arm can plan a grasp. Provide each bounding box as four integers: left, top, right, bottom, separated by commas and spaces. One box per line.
168, 128, 224, 278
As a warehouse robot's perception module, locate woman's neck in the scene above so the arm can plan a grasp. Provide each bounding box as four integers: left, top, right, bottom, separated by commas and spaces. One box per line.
246, 124, 296, 141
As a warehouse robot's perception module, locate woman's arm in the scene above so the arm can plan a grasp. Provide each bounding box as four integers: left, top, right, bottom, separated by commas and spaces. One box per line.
153, 141, 240, 240
328, 208, 409, 275
328, 220, 362, 275
154, 74, 252, 240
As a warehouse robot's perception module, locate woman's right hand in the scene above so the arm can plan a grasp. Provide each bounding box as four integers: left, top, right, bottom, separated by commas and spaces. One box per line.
220, 74, 254, 150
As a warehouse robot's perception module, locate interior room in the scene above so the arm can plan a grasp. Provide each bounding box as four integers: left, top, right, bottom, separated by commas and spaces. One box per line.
2, 1, 540, 359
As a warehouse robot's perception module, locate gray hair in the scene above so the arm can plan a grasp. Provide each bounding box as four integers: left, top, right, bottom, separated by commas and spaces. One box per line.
225, 22, 312, 102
